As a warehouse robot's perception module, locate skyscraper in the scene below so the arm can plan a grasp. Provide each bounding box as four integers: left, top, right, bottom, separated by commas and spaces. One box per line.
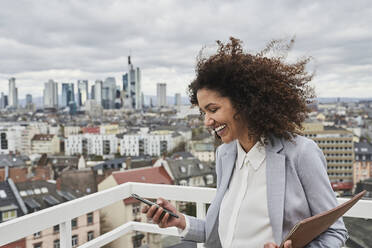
127, 56, 142, 109
0, 92, 7, 109
77, 80, 89, 107
8, 77, 18, 108
43, 79, 58, 108
91, 85, 95, 100
26, 94, 32, 105
25, 94, 34, 112
175, 93, 181, 106
61, 83, 75, 107
94, 80, 103, 106
103, 77, 116, 109
157, 83, 167, 107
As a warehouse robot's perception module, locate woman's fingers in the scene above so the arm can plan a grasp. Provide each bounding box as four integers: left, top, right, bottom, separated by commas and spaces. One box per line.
263, 243, 278, 248
152, 207, 164, 224
284, 240, 292, 248
141, 205, 149, 214
146, 205, 159, 219
159, 212, 170, 228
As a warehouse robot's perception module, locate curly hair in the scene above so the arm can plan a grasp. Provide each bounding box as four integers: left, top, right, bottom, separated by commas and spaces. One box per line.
188, 37, 315, 143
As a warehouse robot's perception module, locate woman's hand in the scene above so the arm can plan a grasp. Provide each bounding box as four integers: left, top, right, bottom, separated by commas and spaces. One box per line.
264, 240, 292, 248
141, 197, 186, 230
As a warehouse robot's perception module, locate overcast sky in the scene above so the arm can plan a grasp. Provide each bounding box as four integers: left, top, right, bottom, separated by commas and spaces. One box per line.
0, 0, 371, 100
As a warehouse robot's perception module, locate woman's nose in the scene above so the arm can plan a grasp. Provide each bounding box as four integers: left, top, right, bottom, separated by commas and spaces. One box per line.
204, 114, 214, 127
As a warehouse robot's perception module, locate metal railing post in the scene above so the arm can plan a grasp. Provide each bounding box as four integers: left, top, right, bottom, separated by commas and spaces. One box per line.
60, 221, 72, 248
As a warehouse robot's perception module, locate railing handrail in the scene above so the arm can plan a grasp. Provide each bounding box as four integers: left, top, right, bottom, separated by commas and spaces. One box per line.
0, 182, 215, 246
1, 182, 371, 247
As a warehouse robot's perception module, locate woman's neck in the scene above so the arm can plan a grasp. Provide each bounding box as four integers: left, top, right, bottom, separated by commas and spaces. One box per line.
238, 136, 256, 153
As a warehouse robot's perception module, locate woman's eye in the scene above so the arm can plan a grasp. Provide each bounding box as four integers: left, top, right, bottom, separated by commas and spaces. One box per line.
210, 109, 217, 113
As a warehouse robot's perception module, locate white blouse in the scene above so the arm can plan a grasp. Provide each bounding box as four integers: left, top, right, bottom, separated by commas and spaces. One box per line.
218, 141, 275, 247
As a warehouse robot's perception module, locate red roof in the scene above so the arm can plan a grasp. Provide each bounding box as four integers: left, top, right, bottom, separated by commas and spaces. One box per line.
82, 127, 100, 134
112, 166, 173, 205
331, 182, 353, 190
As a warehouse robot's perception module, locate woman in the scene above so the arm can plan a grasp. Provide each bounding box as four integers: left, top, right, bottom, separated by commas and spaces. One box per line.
142, 38, 348, 247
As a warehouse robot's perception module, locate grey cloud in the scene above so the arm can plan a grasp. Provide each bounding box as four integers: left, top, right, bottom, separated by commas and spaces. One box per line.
0, 0, 371, 98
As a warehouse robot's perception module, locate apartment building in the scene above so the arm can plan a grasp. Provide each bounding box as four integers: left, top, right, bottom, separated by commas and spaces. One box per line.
16, 180, 100, 248
98, 166, 173, 248
119, 131, 182, 157
303, 122, 354, 193
31, 134, 60, 155
353, 140, 372, 185
65, 134, 118, 156
0, 178, 27, 248
188, 142, 215, 162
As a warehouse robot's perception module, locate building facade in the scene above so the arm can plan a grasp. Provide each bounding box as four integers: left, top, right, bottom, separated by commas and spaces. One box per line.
61, 83, 75, 108
77, 80, 89, 107
98, 166, 173, 248
43, 80, 58, 109
31, 134, 60, 155
156, 83, 167, 107
8, 78, 18, 109
303, 122, 354, 193
353, 140, 372, 186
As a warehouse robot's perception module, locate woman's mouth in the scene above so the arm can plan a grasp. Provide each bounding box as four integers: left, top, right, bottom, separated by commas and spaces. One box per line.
214, 124, 227, 135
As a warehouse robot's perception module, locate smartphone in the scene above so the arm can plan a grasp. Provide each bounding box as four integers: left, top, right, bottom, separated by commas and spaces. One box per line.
131, 193, 179, 219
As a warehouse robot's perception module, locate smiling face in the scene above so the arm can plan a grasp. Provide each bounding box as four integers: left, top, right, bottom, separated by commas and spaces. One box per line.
197, 88, 248, 144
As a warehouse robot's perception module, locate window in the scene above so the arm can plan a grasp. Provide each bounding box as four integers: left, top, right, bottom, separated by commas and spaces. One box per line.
72, 235, 78, 247
87, 231, 94, 241
53, 239, 60, 248
71, 218, 78, 228
87, 212, 93, 225
34, 231, 41, 239
132, 203, 140, 216
2, 210, 17, 221
0, 190, 6, 198
206, 174, 214, 185
33, 242, 42, 248
53, 225, 59, 233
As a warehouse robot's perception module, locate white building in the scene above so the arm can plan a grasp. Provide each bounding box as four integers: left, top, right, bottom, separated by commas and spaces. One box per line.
8, 78, 18, 108
85, 99, 103, 117
156, 83, 167, 107
43, 80, 58, 108
119, 130, 182, 157
65, 134, 118, 156
0, 128, 18, 154
94, 80, 103, 106
64, 135, 83, 155
64, 126, 81, 137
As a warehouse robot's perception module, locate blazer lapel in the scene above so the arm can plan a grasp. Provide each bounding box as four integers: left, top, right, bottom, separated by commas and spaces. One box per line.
206, 141, 237, 240
266, 137, 286, 244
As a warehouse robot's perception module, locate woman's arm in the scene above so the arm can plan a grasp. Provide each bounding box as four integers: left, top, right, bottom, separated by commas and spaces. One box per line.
296, 138, 348, 247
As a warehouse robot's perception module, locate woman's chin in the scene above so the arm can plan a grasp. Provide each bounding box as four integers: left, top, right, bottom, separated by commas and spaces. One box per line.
220, 136, 233, 144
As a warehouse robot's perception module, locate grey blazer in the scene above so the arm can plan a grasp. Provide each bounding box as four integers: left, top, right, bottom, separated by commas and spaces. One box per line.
183, 135, 348, 247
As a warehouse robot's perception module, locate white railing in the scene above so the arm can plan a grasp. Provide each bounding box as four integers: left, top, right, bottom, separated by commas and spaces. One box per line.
0, 182, 371, 248
0, 182, 215, 248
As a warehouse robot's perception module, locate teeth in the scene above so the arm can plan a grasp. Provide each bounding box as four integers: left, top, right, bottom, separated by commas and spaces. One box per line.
214, 125, 226, 132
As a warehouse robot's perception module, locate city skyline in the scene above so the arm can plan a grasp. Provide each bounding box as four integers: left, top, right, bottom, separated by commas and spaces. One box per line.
0, 1, 371, 99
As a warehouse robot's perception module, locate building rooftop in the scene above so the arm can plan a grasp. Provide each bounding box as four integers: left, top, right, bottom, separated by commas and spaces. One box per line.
166, 157, 214, 181
111, 166, 173, 205
0, 179, 28, 221
31, 134, 54, 141
0, 155, 28, 168
15, 180, 78, 212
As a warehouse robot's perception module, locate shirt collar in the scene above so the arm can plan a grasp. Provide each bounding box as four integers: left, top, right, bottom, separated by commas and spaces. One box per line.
236, 140, 266, 170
